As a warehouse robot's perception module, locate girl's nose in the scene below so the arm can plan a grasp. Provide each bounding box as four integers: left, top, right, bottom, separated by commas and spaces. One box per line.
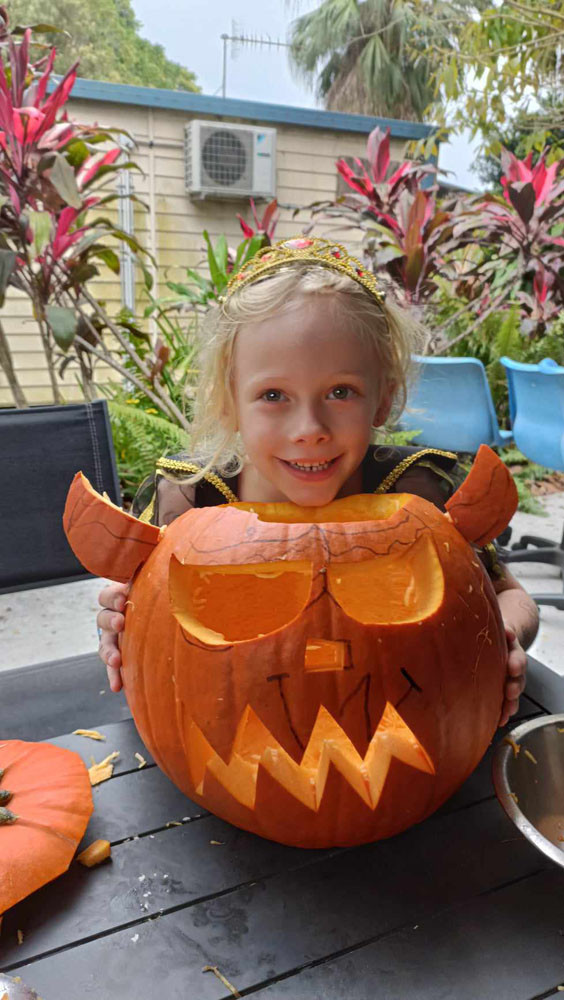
289, 406, 331, 444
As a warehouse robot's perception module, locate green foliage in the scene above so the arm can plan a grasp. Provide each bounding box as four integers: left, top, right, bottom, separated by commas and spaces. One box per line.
108, 303, 200, 418
498, 448, 548, 516
426, 0, 564, 153
473, 106, 564, 189
288, 0, 438, 119
108, 398, 190, 499
9, 0, 199, 90
150, 232, 267, 311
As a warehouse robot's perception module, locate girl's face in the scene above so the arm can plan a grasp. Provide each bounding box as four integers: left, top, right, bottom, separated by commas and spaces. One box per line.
233, 294, 392, 506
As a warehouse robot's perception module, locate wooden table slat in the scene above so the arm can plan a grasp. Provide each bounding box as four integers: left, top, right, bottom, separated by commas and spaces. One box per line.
1, 796, 548, 986
248, 867, 564, 1000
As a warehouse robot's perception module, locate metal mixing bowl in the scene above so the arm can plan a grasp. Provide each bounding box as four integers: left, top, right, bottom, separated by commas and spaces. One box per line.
493, 713, 564, 869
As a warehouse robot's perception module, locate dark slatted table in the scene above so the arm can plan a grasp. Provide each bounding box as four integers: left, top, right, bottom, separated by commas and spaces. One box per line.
1, 653, 563, 1000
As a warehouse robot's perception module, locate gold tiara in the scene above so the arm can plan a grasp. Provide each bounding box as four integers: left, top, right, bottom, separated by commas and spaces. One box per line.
225, 236, 384, 305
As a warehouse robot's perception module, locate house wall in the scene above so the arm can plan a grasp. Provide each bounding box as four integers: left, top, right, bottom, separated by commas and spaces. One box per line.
0, 90, 420, 406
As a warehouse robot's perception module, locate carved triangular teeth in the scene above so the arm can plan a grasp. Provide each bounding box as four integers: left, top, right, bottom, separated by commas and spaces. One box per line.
187, 703, 434, 812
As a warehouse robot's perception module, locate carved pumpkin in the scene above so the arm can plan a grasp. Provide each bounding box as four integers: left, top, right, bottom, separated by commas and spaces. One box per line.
0, 741, 94, 913
64, 445, 517, 848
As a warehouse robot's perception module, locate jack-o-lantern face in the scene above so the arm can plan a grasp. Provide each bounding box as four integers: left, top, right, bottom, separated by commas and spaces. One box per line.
63, 446, 518, 848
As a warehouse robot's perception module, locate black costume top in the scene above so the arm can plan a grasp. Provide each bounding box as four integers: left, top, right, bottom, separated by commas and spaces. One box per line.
132, 445, 460, 525
131, 445, 502, 577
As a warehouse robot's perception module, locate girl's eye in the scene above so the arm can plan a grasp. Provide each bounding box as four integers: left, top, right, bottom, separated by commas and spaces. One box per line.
328, 385, 356, 400
261, 389, 285, 402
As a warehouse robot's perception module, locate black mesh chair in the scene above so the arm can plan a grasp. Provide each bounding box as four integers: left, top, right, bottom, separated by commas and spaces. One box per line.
1, 399, 121, 593
1, 399, 130, 737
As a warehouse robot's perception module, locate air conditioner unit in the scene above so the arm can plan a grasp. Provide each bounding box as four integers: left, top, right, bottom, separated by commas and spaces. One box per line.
185, 120, 276, 200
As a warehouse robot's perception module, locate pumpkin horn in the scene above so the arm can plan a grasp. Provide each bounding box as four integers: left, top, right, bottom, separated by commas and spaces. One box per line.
63, 472, 161, 583
445, 444, 518, 547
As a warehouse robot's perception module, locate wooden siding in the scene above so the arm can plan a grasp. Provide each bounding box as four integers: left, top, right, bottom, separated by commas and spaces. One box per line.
1, 98, 409, 405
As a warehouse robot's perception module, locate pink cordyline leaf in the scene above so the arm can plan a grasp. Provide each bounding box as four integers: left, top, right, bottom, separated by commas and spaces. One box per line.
9, 29, 30, 107
501, 148, 532, 186
37, 122, 75, 150
249, 196, 260, 229
367, 207, 403, 236
532, 159, 558, 204
260, 198, 278, 238
387, 161, 411, 189
336, 159, 371, 198
354, 157, 374, 195
366, 126, 390, 183
40, 63, 78, 135
51, 207, 90, 259
77, 147, 121, 189
34, 48, 56, 107
237, 214, 255, 238
533, 264, 554, 304
13, 106, 45, 146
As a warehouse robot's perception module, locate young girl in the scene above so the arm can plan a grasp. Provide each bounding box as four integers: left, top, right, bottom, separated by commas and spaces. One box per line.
97, 236, 538, 727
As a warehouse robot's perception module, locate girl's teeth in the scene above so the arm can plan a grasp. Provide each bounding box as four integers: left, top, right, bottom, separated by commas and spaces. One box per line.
290, 460, 332, 471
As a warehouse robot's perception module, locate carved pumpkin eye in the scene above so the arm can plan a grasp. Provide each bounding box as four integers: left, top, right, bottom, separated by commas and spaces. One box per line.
169, 556, 313, 645
327, 533, 444, 624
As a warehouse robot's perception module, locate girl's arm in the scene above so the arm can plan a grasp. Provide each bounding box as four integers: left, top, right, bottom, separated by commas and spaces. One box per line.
492, 564, 539, 727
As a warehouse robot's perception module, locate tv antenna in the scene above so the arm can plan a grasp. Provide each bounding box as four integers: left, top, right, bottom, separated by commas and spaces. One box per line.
219, 23, 291, 98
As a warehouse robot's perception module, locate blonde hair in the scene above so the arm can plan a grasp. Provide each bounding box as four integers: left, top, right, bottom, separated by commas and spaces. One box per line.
182, 264, 426, 484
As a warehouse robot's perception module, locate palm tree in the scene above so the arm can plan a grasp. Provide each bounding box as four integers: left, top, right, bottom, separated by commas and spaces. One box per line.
288, 0, 450, 120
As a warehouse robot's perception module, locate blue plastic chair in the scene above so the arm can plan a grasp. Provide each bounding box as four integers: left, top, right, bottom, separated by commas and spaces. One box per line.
499, 356, 564, 610
399, 356, 513, 453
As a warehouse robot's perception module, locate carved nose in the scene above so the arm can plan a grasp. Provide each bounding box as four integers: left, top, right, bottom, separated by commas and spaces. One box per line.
304, 639, 350, 672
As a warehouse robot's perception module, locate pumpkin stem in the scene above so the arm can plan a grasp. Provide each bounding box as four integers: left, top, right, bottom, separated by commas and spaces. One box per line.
0, 806, 17, 824
0, 789, 12, 805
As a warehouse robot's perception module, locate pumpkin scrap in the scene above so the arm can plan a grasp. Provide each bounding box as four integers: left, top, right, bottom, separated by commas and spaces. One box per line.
0, 741, 93, 914
77, 839, 111, 867
72, 729, 106, 741
63, 471, 161, 582
134, 753, 147, 768
0, 973, 43, 1000
503, 736, 521, 758
202, 966, 241, 998
88, 752, 119, 786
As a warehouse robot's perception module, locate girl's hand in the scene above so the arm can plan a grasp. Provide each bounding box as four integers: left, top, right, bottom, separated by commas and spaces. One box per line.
499, 625, 527, 728
96, 580, 130, 693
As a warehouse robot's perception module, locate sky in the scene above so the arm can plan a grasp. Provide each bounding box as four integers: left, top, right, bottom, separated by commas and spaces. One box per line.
130, 0, 480, 191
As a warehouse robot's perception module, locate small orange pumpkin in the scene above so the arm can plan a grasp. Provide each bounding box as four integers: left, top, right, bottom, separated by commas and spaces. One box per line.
0, 741, 94, 913
64, 445, 517, 848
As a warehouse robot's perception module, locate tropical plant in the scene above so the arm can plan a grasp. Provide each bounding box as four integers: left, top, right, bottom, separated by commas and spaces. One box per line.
237, 197, 279, 242
289, 0, 440, 119
445, 147, 564, 338
301, 125, 459, 306
107, 396, 190, 500
0, 15, 193, 428
151, 206, 279, 315
8, 0, 199, 91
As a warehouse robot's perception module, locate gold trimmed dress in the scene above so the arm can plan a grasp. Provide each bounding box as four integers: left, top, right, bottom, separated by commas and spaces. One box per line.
131, 445, 459, 526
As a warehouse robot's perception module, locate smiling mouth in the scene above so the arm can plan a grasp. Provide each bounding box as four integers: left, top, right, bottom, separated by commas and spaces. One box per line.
281, 457, 340, 474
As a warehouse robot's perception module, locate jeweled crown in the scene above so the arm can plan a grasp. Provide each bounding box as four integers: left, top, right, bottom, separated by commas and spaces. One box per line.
225, 236, 384, 305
